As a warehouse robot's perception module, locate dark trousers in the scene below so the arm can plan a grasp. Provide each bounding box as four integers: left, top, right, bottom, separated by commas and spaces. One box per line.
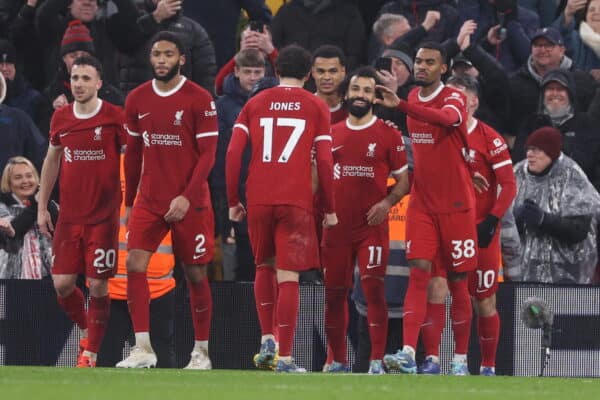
96, 289, 176, 368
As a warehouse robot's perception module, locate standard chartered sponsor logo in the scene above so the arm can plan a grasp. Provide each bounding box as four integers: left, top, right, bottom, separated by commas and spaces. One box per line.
142, 131, 183, 147
340, 165, 374, 178
64, 147, 73, 162
333, 163, 341, 180
411, 132, 434, 144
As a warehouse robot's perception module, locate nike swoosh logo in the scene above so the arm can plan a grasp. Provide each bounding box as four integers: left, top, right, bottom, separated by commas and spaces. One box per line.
59, 132, 69, 137
260, 302, 273, 306
138, 112, 151, 119
366, 264, 381, 269
452, 261, 466, 267
476, 288, 488, 293
332, 145, 344, 152
193, 254, 204, 260
96, 268, 112, 274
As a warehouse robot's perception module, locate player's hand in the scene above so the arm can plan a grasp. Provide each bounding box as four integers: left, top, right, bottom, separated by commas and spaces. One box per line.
322, 212, 338, 228
52, 94, 68, 110
229, 203, 247, 222
374, 85, 401, 108
37, 209, 54, 238
164, 195, 190, 223
123, 206, 132, 229
472, 172, 489, 193
0, 217, 16, 238
367, 198, 392, 226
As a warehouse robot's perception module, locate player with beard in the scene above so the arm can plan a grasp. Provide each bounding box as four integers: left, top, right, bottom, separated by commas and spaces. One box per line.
117, 31, 218, 369
321, 67, 409, 374
376, 42, 483, 374
37, 55, 126, 368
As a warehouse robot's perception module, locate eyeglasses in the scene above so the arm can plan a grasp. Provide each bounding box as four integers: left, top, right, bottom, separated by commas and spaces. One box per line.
532, 42, 558, 50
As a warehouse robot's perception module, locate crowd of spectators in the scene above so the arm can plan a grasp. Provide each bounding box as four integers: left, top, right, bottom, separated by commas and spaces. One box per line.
1, 0, 600, 287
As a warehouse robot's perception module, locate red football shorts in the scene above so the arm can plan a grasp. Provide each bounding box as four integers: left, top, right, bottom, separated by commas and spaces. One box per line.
127, 203, 214, 265
52, 212, 119, 279
247, 205, 319, 271
321, 233, 389, 288
468, 231, 500, 300
406, 206, 477, 273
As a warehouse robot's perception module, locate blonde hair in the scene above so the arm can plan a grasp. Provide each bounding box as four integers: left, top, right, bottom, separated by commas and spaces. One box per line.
1, 157, 39, 193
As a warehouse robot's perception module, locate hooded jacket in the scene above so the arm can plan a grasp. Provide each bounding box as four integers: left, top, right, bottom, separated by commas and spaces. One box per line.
512, 69, 600, 191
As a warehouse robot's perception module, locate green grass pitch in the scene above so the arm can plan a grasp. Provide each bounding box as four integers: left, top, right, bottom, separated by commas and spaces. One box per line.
1, 367, 600, 400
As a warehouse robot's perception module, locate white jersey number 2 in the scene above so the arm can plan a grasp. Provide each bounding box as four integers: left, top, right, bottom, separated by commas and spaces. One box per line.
260, 117, 306, 163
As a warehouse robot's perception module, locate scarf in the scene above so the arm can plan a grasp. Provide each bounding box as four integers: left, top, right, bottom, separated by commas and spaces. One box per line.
579, 21, 600, 58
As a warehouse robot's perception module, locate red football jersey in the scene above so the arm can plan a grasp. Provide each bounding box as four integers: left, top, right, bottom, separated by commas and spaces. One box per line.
406, 85, 475, 213
230, 85, 332, 211
49, 100, 125, 224
465, 119, 514, 222
323, 117, 407, 244
329, 102, 348, 124
125, 78, 218, 213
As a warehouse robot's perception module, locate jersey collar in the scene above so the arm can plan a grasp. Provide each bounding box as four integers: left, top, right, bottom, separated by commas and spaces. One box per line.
417, 82, 444, 103
73, 99, 103, 120
346, 115, 377, 130
152, 76, 187, 97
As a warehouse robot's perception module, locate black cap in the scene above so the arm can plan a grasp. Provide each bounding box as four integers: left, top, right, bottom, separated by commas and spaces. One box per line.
0, 39, 16, 64
451, 53, 473, 69
531, 27, 564, 46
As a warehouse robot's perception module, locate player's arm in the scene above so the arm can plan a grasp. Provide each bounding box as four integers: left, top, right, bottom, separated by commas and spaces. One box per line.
37, 144, 63, 237
313, 105, 337, 227
226, 123, 250, 221
374, 85, 462, 127
123, 96, 143, 216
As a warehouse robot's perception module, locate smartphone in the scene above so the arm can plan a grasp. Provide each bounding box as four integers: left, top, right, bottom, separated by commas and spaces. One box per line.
249, 20, 264, 32
375, 57, 392, 72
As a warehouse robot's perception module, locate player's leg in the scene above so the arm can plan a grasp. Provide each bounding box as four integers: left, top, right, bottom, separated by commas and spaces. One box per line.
420, 271, 448, 375
272, 205, 319, 373
440, 209, 478, 376
385, 207, 436, 374
357, 238, 388, 374
80, 277, 109, 367
321, 245, 353, 371
470, 234, 501, 376
52, 222, 88, 364
247, 205, 279, 369
117, 205, 167, 368
174, 206, 215, 370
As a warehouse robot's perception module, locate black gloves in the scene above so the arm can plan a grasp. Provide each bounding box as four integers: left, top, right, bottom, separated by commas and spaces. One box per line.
477, 214, 499, 248
515, 199, 545, 228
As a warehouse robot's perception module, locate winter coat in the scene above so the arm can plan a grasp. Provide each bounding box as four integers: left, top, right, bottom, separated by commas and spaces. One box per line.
553, 14, 600, 72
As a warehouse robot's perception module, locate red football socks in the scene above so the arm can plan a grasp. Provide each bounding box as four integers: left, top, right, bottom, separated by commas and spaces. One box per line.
87, 295, 110, 353
325, 287, 349, 363
127, 271, 150, 332
402, 267, 431, 349
188, 279, 212, 341
57, 287, 87, 330
449, 279, 472, 355
276, 281, 299, 357
254, 266, 277, 336
421, 302, 446, 357
361, 277, 388, 360
478, 313, 500, 368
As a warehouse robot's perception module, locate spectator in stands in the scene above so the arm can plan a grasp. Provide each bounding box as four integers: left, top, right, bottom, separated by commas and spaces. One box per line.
370, 13, 411, 62
0, 71, 46, 172
271, 0, 366, 71
0, 156, 57, 279
458, 0, 539, 73
183, 0, 272, 69
0, 38, 42, 122
36, 0, 140, 87
448, 20, 511, 136
39, 20, 124, 135
6, 0, 45, 90
378, 0, 460, 44
382, 10, 441, 62
554, 0, 600, 77
118, 0, 217, 94
520, 0, 560, 27
513, 127, 600, 284
507, 26, 598, 136
210, 48, 265, 281
512, 69, 600, 190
